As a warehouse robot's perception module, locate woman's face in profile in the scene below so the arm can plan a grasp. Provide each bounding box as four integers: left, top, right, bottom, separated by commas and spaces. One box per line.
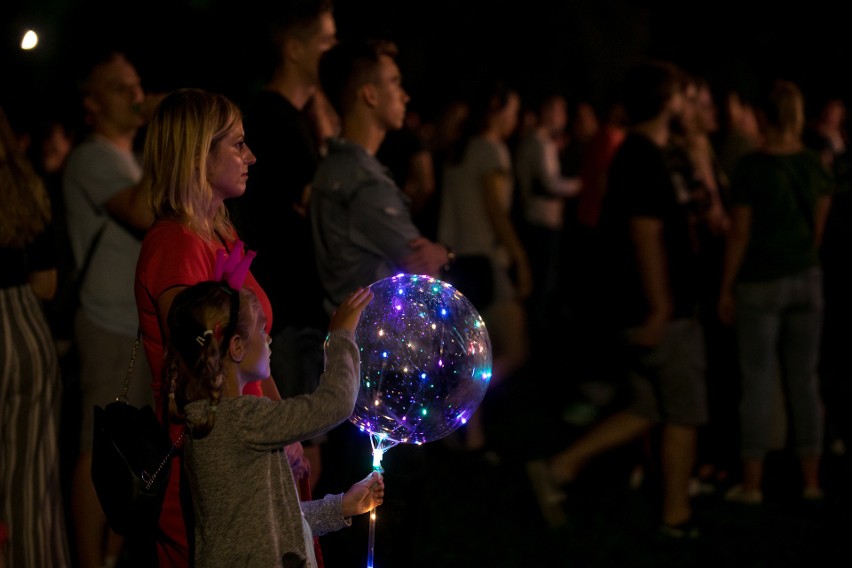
208, 120, 256, 203
498, 92, 521, 140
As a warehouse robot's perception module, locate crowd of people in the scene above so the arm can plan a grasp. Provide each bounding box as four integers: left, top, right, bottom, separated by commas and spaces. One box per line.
2, 0, 851, 566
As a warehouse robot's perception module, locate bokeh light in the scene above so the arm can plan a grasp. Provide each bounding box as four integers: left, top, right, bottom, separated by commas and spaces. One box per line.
20, 30, 38, 50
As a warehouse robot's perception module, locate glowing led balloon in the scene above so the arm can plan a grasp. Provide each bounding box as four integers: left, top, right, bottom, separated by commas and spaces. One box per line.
351, 274, 492, 446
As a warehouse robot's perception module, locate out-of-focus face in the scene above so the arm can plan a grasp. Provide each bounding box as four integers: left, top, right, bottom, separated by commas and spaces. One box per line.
695, 85, 718, 134
741, 104, 760, 139
208, 121, 256, 203
668, 81, 690, 123
373, 55, 410, 131
541, 97, 568, 134
678, 82, 700, 134
791, 96, 806, 137
727, 92, 759, 139
41, 123, 72, 174
572, 102, 599, 141
497, 92, 521, 140
296, 12, 337, 86
726, 92, 744, 125
84, 54, 145, 134
823, 99, 847, 129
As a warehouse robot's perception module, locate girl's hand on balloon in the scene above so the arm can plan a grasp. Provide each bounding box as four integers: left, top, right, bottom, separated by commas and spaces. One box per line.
341, 471, 385, 518
329, 287, 374, 333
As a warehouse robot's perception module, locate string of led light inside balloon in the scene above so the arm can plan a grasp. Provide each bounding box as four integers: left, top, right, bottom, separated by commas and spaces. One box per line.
365, 321, 445, 568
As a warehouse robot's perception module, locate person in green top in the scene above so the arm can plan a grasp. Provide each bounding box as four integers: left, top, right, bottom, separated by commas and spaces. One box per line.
718, 80, 833, 505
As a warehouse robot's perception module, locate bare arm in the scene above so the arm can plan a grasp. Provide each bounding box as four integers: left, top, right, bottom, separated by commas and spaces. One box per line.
535, 137, 582, 198
628, 216, 672, 346
104, 184, 155, 234
718, 205, 752, 325
482, 170, 532, 299
155, 285, 187, 347
814, 195, 832, 250
551, 176, 583, 198
28, 268, 58, 301
404, 151, 436, 214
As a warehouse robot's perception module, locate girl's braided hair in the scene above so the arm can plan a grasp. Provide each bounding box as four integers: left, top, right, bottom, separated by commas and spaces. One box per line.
164, 281, 258, 438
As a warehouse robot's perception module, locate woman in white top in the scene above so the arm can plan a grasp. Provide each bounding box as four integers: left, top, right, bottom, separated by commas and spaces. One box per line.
438, 81, 531, 451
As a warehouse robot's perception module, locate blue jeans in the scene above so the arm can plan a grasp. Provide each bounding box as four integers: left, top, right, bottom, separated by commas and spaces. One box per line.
735, 266, 824, 459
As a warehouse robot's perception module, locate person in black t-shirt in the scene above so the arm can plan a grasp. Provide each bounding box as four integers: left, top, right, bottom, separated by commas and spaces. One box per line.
227, 0, 337, 499
527, 61, 708, 539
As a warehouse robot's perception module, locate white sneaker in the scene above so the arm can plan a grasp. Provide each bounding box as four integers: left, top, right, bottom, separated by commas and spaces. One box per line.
526, 459, 568, 528
802, 487, 824, 501
724, 484, 763, 504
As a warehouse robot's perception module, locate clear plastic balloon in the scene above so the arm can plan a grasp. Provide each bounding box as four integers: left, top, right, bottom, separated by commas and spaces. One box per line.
351, 274, 492, 446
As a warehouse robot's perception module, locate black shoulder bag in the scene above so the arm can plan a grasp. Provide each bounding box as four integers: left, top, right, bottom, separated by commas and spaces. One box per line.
91, 332, 185, 536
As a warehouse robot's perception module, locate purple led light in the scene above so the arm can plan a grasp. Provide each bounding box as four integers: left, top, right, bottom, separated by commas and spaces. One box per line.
352, 274, 492, 444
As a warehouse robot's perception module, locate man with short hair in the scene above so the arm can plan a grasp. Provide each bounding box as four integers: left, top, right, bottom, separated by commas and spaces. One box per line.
308, 39, 453, 568
227, 7, 338, 565
527, 60, 708, 539
63, 50, 156, 568
229, 0, 336, 471
310, 38, 451, 313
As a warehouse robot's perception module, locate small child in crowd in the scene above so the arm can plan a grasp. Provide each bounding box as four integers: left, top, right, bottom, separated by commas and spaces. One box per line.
164, 280, 381, 567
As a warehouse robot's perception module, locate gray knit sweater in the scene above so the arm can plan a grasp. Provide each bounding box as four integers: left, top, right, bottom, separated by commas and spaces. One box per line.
184, 329, 360, 567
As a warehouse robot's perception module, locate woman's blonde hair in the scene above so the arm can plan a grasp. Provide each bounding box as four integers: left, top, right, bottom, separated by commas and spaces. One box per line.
142, 88, 241, 241
0, 106, 51, 248
758, 80, 805, 138
165, 281, 261, 438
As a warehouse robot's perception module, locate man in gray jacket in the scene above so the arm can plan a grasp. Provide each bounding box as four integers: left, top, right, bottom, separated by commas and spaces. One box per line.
310, 38, 452, 314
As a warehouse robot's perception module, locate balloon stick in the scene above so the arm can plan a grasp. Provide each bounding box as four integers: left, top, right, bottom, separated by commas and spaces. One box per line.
367, 434, 395, 568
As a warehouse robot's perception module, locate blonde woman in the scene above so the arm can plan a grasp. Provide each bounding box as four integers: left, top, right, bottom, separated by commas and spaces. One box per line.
719, 80, 832, 504
135, 88, 306, 567
0, 105, 71, 568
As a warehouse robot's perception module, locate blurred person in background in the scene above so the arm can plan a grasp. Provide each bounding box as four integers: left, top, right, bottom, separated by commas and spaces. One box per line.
0, 103, 71, 568
719, 80, 832, 505
62, 50, 156, 568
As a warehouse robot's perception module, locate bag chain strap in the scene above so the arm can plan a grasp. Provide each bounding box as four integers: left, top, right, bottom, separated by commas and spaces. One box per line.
118, 336, 139, 402
142, 429, 186, 490
121, 331, 188, 490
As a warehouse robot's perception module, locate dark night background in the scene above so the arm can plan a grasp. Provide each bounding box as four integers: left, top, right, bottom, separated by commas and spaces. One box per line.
3, 2, 851, 567
3, 0, 851, 124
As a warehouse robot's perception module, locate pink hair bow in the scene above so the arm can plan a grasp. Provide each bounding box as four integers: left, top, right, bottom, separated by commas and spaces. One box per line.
213, 239, 257, 289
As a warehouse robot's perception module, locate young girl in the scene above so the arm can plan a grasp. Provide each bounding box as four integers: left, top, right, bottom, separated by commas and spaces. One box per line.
165, 281, 381, 567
